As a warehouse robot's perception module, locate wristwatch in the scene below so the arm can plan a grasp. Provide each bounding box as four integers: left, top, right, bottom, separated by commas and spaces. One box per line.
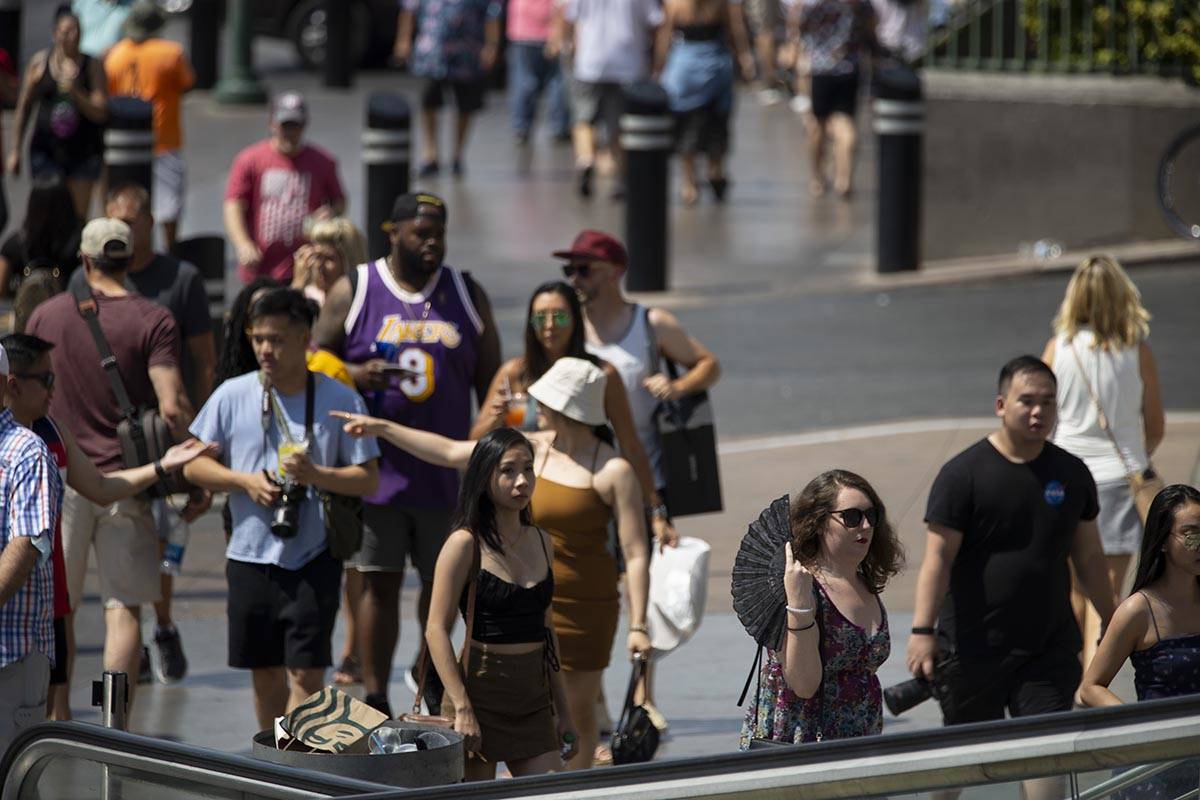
649, 504, 669, 520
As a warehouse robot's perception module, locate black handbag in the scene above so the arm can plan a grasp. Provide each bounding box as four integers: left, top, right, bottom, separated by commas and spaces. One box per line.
642, 305, 723, 518
72, 281, 186, 499
611, 654, 660, 765
655, 357, 723, 517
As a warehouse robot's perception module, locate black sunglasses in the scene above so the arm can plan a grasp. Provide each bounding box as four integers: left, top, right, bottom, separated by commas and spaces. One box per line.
13, 371, 55, 390
830, 507, 879, 529
561, 263, 592, 279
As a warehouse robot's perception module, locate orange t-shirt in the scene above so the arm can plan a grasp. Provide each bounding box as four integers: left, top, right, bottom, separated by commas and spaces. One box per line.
105, 38, 195, 154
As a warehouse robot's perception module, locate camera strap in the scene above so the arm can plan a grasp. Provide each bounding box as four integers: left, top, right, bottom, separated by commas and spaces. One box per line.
260, 371, 316, 469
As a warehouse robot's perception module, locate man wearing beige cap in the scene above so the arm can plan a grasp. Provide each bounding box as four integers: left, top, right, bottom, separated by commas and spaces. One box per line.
26, 217, 191, 717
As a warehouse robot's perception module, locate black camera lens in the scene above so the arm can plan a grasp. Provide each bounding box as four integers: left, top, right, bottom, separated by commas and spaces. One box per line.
270, 480, 305, 540
883, 677, 933, 716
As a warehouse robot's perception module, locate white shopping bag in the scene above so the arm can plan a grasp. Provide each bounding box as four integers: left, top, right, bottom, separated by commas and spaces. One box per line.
646, 536, 711, 658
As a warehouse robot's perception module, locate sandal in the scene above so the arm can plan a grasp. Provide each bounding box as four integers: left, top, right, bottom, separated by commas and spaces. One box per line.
331, 655, 362, 685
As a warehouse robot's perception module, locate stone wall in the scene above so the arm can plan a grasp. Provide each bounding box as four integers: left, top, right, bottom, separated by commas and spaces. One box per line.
922, 72, 1200, 262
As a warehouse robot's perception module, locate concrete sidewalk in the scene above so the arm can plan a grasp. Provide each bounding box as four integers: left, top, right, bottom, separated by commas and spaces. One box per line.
61, 413, 1198, 760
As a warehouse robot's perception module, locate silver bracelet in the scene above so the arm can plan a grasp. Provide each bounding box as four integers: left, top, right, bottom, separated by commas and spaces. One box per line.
786, 605, 814, 614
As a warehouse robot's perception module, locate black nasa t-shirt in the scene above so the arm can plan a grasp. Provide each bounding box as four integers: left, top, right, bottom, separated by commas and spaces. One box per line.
925, 438, 1099, 658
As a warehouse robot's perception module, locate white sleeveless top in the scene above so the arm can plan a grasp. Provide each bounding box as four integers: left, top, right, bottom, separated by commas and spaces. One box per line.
1051, 328, 1148, 484
586, 305, 665, 488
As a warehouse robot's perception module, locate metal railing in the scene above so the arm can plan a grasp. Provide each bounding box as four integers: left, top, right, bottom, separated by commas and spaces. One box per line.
920, 0, 1193, 78
5, 695, 1200, 800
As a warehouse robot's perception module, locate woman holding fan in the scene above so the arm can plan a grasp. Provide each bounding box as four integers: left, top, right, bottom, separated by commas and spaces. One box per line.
738, 470, 903, 747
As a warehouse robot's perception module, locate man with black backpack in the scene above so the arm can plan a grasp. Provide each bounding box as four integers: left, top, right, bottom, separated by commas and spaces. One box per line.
25, 216, 191, 718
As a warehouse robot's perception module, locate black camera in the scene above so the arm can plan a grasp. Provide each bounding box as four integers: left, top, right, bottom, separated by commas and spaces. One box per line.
270, 477, 306, 540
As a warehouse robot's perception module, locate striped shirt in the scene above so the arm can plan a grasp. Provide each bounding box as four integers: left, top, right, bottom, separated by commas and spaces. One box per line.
0, 408, 60, 669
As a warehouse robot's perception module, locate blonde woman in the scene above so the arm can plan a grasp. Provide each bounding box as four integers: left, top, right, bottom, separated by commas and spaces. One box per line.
1042, 255, 1165, 659
292, 218, 367, 307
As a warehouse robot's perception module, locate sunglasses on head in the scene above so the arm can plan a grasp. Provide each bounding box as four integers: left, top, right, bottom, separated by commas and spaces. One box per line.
561, 262, 594, 279
830, 507, 879, 529
13, 371, 55, 390
529, 310, 572, 330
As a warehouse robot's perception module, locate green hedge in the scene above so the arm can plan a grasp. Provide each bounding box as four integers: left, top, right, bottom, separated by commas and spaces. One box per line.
1021, 0, 1200, 81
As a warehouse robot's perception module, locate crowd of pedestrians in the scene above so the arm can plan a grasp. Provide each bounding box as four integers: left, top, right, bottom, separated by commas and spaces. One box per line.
0, 2, 1195, 793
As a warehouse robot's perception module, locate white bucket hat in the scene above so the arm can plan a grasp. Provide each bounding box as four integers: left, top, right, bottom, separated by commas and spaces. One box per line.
527, 357, 607, 426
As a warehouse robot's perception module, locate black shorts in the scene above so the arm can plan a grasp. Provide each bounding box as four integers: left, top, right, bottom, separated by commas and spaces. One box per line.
421, 78, 485, 113
937, 645, 1082, 725
810, 72, 860, 120
226, 550, 342, 670
50, 616, 68, 686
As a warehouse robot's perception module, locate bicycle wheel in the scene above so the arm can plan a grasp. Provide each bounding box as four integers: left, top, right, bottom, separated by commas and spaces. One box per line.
1157, 123, 1200, 240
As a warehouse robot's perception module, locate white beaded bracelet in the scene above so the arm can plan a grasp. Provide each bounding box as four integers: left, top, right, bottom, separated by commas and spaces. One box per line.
786, 606, 814, 614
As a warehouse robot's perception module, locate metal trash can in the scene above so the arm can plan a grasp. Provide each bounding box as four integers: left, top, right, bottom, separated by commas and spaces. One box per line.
251, 722, 464, 787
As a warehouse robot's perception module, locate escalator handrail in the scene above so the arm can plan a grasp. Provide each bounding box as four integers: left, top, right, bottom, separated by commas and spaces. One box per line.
0, 721, 393, 798
335, 692, 1200, 799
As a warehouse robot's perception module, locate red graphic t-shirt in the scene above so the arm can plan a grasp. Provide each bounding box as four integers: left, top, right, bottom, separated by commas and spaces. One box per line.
225, 139, 344, 283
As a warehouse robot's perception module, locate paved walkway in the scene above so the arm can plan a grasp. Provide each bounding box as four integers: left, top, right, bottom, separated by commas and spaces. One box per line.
62, 414, 1199, 761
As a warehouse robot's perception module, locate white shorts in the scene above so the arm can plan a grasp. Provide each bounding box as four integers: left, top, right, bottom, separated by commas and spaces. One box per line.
0, 652, 50, 756
153, 149, 187, 223
62, 485, 161, 610
1096, 478, 1143, 556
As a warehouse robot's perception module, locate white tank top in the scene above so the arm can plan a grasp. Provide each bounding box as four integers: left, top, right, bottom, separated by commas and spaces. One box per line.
1051, 329, 1148, 484
586, 305, 665, 488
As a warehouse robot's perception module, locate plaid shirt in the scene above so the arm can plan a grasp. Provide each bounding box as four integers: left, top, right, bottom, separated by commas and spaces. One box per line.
0, 408, 60, 669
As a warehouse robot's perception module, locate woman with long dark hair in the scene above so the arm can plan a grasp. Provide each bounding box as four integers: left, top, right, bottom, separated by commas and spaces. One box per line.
6, 5, 108, 218
1080, 484, 1200, 796
0, 175, 82, 297
470, 281, 674, 547
740, 469, 903, 748
334, 357, 651, 770
414, 428, 576, 779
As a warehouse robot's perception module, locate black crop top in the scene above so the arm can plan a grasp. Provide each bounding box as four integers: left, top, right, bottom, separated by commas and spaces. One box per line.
460, 531, 554, 644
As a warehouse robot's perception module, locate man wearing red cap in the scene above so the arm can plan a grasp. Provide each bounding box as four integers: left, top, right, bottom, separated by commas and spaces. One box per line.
555, 228, 719, 730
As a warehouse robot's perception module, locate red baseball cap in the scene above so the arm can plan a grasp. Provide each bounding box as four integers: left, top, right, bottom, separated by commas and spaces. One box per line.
552, 230, 627, 267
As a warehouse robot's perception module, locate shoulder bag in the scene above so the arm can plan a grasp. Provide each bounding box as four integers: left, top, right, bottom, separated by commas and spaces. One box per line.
611, 652, 661, 764
1068, 341, 1165, 521
645, 306, 724, 517
72, 281, 185, 499
402, 539, 480, 728
265, 372, 365, 559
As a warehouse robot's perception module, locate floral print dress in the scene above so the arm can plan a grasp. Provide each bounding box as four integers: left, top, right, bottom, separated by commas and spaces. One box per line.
740, 580, 889, 748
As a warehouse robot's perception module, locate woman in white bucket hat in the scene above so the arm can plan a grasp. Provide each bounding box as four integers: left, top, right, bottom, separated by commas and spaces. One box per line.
333, 356, 651, 771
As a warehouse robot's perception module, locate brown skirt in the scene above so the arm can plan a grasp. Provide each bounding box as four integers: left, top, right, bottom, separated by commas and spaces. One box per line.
443, 646, 559, 764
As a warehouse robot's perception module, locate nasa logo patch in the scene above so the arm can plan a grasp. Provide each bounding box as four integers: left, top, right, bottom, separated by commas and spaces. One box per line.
1044, 480, 1066, 507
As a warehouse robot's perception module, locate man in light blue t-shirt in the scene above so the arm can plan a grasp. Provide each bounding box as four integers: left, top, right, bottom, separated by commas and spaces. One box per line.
185, 289, 379, 732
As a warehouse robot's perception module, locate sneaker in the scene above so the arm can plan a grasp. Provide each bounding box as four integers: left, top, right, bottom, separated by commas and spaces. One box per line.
138, 645, 152, 685
577, 164, 594, 198
150, 625, 188, 684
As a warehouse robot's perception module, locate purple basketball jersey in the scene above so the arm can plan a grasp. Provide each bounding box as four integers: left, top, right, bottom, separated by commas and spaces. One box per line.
343, 260, 483, 507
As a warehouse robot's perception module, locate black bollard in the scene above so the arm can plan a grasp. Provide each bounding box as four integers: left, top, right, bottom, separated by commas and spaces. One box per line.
874, 67, 923, 273
105, 96, 155, 199
0, 0, 20, 79
323, 0, 352, 88
621, 82, 674, 292
189, 0, 222, 90
363, 92, 412, 259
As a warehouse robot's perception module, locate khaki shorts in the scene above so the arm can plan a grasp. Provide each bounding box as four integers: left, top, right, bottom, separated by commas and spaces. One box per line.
62, 485, 160, 610
0, 652, 50, 756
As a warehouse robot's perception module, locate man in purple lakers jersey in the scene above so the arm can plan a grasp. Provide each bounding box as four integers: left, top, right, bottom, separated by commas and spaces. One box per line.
316, 192, 500, 715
